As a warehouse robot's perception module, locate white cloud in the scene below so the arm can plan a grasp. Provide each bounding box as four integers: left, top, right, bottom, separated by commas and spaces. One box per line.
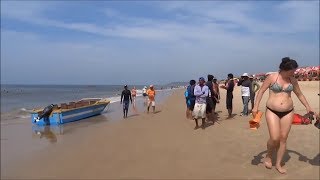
156, 1, 319, 34
1, 1, 318, 39
276, 0, 319, 32
1, 1, 319, 84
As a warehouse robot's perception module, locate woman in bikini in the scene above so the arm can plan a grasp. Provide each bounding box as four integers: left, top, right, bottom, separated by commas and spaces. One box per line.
252, 57, 314, 174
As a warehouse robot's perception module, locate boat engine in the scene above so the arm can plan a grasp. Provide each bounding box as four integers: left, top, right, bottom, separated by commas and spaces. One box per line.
34, 104, 56, 122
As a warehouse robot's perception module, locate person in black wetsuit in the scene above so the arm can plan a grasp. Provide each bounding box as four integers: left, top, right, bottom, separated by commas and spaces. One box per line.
120, 85, 132, 118
221, 73, 235, 118
205, 74, 215, 120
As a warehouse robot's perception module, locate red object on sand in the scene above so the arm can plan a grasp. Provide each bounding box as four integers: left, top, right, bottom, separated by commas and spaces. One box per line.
292, 113, 312, 125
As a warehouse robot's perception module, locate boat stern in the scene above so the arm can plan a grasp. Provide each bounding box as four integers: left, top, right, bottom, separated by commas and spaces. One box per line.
31, 111, 62, 125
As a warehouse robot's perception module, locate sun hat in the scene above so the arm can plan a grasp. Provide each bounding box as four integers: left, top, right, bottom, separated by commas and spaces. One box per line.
242, 73, 249, 77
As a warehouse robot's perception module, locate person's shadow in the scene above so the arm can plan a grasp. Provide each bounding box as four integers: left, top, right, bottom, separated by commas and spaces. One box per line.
206, 112, 221, 125
252, 149, 319, 166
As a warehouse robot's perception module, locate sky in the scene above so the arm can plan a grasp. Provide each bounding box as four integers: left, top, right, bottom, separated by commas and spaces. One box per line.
1, 0, 319, 85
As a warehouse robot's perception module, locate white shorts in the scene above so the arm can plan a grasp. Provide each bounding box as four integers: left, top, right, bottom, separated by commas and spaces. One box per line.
193, 103, 206, 119
148, 100, 155, 107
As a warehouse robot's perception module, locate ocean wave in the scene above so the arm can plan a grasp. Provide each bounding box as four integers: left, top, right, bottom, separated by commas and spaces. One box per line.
1, 107, 33, 121
107, 94, 143, 104
20, 108, 33, 113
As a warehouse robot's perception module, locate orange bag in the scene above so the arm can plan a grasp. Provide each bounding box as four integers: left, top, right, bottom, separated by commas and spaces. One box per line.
249, 111, 263, 130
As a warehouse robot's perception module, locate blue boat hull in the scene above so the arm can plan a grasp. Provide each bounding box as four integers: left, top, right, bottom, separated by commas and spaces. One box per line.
31, 104, 107, 125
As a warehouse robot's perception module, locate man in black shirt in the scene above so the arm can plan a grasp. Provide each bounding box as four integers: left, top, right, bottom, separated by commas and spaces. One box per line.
120, 85, 132, 118
205, 74, 215, 118
221, 73, 235, 118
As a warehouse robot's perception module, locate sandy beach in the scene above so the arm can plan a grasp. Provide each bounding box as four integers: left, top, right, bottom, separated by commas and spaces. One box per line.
1, 81, 319, 179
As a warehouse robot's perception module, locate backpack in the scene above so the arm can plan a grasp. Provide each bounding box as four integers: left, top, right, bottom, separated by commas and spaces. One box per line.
187, 85, 195, 100
184, 88, 189, 99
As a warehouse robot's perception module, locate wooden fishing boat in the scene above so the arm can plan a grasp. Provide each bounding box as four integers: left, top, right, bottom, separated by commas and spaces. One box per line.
31, 98, 110, 125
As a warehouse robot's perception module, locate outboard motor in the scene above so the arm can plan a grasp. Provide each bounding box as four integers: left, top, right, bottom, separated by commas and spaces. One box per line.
34, 104, 55, 122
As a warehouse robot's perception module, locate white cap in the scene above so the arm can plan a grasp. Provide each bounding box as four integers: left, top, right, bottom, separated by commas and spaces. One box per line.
242, 73, 249, 77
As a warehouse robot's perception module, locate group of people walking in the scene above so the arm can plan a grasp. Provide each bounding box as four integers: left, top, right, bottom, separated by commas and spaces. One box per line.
184, 57, 316, 174
120, 85, 156, 118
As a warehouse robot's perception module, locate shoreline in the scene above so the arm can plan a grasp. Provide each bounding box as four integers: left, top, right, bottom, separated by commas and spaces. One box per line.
0, 88, 177, 121
1, 81, 319, 179
0, 84, 180, 114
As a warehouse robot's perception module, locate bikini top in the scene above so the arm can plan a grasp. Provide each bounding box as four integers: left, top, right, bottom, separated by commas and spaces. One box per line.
269, 74, 294, 93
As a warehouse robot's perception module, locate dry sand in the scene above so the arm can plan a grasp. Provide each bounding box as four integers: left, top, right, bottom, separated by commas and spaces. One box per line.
1, 81, 319, 179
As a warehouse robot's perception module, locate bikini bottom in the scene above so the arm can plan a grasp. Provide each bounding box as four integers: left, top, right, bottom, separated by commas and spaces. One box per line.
266, 106, 293, 119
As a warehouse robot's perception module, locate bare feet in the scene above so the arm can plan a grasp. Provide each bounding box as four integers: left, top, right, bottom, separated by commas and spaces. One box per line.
264, 156, 272, 169
276, 165, 287, 174
194, 125, 199, 130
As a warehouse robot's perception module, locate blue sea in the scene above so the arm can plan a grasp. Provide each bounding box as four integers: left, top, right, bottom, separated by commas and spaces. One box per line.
1, 84, 175, 121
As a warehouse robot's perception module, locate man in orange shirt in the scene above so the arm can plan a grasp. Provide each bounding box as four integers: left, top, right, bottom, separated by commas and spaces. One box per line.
147, 85, 156, 113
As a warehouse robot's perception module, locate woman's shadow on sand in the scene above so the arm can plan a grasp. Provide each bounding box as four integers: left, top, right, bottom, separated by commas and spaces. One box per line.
251, 150, 320, 166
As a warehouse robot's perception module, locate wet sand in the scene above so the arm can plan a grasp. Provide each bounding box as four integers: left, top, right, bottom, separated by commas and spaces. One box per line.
1, 81, 319, 179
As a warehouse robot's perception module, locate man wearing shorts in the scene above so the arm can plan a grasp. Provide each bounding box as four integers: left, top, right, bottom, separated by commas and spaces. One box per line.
193, 77, 209, 129
120, 85, 132, 118
147, 85, 156, 113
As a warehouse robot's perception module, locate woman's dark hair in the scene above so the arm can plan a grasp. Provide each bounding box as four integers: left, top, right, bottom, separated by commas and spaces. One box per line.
190, 80, 196, 85
279, 57, 298, 71
228, 73, 234, 79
